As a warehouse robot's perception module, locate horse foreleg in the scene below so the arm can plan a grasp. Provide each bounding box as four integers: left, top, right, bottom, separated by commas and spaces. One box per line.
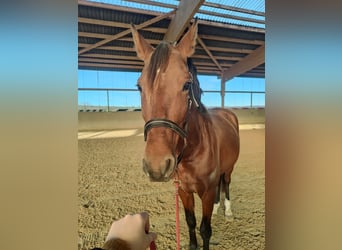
200, 188, 215, 250
213, 174, 223, 215
179, 188, 197, 250
223, 175, 233, 218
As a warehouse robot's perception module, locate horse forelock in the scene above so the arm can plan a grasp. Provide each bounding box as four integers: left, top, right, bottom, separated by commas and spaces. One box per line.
147, 41, 170, 84
146, 43, 206, 113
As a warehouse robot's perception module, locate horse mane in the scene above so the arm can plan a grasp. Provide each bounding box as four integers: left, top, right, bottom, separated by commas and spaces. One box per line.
147, 41, 170, 84
187, 58, 207, 113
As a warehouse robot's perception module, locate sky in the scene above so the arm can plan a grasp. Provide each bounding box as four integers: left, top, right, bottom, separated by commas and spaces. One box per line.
78, 69, 265, 109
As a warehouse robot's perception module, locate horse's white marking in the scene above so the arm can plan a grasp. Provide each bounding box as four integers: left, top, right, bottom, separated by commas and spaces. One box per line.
224, 199, 233, 217
210, 167, 219, 215
213, 203, 220, 215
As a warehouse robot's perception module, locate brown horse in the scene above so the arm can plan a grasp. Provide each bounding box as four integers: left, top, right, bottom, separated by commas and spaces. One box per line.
131, 21, 240, 250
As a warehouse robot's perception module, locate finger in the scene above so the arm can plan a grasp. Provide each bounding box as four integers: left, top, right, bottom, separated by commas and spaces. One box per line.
140, 211, 149, 222
139, 212, 150, 232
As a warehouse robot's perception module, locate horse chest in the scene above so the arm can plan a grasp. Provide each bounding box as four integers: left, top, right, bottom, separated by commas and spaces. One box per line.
177, 162, 218, 194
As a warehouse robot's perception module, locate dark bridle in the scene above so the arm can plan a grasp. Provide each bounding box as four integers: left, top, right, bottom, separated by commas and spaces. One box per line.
143, 71, 200, 165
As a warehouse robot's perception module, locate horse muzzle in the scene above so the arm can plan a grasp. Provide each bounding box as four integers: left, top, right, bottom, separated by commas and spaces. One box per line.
142, 155, 176, 182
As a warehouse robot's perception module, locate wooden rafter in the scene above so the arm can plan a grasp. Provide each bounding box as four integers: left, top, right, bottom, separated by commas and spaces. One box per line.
78, 18, 168, 34
196, 36, 223, 72
204, 46, 253, 54
78, 10, 175, 55
79, 29, 264, 46
198, 19, 264, 33
78, 62, 222, 74
79, 62, 142, 70
79, 41, 253, 56
198, 34, 264, 45
78, 32, 109, 39
78, 44, 135, 52
192, 54, 243, 62
78, 17, 128, 28
79, 52, 244, 65
222, 45, 265, 81
78, 58, 144, 66
80, 54, 139, 60
164, 0, 204, 42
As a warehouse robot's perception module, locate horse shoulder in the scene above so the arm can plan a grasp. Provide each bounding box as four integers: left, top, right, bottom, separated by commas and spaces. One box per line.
208, 108, 239, 136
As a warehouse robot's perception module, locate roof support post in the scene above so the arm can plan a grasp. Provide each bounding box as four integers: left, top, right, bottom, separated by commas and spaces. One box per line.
221, 77, 226, 108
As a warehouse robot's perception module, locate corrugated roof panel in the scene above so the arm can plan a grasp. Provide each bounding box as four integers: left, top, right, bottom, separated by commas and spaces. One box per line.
79, 4, 158, 24
198, 0, 265, 29
87, 0, 173, 13
86, 0, 265, 29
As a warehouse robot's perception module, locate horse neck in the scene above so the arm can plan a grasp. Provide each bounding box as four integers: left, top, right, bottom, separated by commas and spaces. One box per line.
186, 107, 212, 148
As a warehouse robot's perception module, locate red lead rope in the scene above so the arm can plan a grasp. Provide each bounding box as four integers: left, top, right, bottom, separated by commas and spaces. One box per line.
149, 179, 180, 250
174, 179, 181, 250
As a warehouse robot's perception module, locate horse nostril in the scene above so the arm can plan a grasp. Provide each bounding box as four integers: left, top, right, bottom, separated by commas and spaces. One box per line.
165, 158, 171, 171
163, 158, 173, 178
143, 157, 174, 181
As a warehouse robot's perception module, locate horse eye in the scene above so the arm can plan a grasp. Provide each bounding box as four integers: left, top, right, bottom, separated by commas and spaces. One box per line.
182, 82, 191, 91
136, 84, 142, 92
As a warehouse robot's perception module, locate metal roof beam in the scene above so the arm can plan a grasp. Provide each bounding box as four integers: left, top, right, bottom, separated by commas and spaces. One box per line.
222, 45, 265, 81
164, 0, 204, 42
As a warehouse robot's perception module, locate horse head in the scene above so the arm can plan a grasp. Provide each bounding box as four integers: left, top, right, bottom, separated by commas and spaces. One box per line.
131, 21, 198, 181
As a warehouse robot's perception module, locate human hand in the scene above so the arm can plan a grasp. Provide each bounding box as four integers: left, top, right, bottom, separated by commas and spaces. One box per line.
105, 212, 157, 250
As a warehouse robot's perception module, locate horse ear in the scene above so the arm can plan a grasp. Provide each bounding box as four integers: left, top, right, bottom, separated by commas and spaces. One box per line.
131, 24, 154, 61
177, 20, 198, 58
